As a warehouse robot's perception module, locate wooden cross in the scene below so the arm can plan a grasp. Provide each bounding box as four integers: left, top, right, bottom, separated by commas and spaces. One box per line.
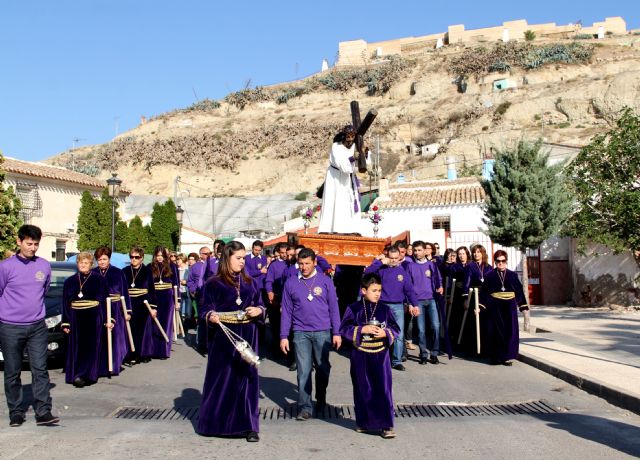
350, 101, 378, 173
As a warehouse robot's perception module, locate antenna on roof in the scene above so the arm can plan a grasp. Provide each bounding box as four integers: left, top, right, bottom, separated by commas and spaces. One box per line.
71, 137, 86, 150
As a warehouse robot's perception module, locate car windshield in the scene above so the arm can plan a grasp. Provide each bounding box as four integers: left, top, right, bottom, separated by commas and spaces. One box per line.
45, 265, 76, 317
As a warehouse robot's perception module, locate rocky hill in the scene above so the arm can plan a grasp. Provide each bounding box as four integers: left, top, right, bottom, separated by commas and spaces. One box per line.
47, 35, 640, 197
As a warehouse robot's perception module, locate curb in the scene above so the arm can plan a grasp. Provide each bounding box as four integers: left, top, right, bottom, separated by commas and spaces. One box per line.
518, 351, 640, 416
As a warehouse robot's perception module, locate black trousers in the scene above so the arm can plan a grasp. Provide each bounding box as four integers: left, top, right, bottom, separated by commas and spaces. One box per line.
0, 321, 52, 417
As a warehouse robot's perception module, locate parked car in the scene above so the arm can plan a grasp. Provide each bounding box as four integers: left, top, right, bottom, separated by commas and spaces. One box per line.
0, 261, 76, 364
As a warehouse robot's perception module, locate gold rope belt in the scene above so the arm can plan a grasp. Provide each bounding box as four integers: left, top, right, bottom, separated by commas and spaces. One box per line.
71, 300, 100, 310
217, 310, 253, 324
108, 294, 122, 302
154, 282, 173, 291
356, 341, 386, 353
128, 288, 148, 297
491, 292, 516, 300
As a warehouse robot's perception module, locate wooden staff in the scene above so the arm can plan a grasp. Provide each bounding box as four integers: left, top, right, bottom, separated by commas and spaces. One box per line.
457, 288, 470, 345
173, 286, 185, 337
106, 297, 113, 373
120, 295, 135, 352
144, 299, 169, 343
446, 278, 456, 328
474, 288, 481, 355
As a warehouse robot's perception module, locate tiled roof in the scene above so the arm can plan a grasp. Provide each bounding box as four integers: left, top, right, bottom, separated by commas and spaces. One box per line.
2, 157, 129, 192
389, 176, 480, 190
379, 178, 486, 208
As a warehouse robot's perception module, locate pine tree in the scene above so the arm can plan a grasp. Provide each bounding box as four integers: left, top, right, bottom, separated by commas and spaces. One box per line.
481, 139, 571, 303
77, 188, 125, 251
114, 221, 130, 253
149, 199, 179, 250
125, 216, 150, 253
0, 152, 22, 257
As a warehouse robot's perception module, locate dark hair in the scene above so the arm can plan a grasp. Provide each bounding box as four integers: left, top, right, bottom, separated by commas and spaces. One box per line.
252, 240, 264, 249
216, 241, 251, 287
395, 240, 408, 250
297, 248, 316, 261
493, 249, 508, 262
130, 246, 145, 257
213, 239, 225, 251
17, 224, 42, 241
152, 246, 173, 279
456, 246, 471, 264
274, 242, 287, 252
412, 240, 426, 249
188, 252, 198, 260
443, 248, 456, 263
424, 242, 436, 252
472, 244, 489, 264
361, 272, 382, 289
388, 246, 400, 255
94, 246, 112, 260
294, 244, 306, 250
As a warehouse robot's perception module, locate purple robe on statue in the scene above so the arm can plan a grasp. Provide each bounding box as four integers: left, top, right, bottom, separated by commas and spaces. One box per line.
150, 262, 179, 359
480, 269, 527, 362
124, 264, 156, 360
93, 265, 130, 375
197, 273, 265, 437
339, 300, 400, 431
62, 272, 109, 384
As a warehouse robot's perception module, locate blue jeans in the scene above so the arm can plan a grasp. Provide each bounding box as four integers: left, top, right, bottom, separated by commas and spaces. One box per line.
292, 330, 332, 413
387, 303, 405, 366
0, 321, 53, 417
180, 293, 191, 318
418, 299, 440, 356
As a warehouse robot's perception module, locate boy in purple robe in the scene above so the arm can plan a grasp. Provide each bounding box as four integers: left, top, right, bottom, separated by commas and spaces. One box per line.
62, 252, 112, 387
197, 241, 264, 442
481, 250, 528, 366
340, 273, 399, 438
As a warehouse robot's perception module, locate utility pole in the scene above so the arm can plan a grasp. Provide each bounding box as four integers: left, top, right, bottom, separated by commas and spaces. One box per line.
211, 196, 216, 235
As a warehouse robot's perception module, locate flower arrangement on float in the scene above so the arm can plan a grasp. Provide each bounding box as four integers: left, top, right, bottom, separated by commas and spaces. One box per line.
367, 205, 383, 236
300, 204, 321, 233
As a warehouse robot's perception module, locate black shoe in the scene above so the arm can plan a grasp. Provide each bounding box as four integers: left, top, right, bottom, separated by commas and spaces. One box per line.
429, 356, 440, 365
296, 410, 312, 421
288, 363, 297, 371
73, 377, 86, 388
502, 361, 513, 366
35, 412, 60, 426
9, 413, 25, 427
246, 431, 260, 442
419, 357, 428, 365
392, 364, 406, 371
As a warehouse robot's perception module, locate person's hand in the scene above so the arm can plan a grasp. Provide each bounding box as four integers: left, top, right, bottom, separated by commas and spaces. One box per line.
260, 267, 268, 274
372, 327, 386, 339
437, 287, 444, 295
175, 304, 180, 311
150, 309, 158, 319
208, 312, 220, 324
410, 306, 420, 317
361, 325, 376, 335
267, 292, 275, 303
333, 335, 342, 350
62, 326, 70, 334
280, 338, 289, 354
245, 306, 262, 318
181, 280, 187, 285
125, 313, 132, 321
105, 322, 114, 330
376, 254, 385, 261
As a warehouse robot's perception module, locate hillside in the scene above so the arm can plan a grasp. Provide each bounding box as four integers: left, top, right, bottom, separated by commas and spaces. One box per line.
47, 35, 640, 197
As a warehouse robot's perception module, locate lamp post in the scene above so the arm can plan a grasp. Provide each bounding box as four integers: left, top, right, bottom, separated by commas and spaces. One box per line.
106, 173, 122, 253
175, 205, 184, 252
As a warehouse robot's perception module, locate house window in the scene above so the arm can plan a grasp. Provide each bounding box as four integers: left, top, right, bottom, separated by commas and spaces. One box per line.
55, 240, 66, 262
15, 183, 43, 224
432, 215, 451, 231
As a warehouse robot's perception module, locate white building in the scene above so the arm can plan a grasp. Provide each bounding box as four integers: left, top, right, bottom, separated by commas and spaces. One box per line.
2, 158, 128, 261
179, 226, 215, 256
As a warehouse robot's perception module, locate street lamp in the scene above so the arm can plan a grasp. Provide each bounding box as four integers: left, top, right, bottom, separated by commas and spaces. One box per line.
107, 173, 122, 253
175, 205, 184, 252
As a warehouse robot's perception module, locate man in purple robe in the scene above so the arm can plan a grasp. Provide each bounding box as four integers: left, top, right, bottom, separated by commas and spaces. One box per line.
189, 246, 210, 352
364, 246, 419, 371
340, 273, 399, 438
280, 248, 342, 420
0, 225, 59, 426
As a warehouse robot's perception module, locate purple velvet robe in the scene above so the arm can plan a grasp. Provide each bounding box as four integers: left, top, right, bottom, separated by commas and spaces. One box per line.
124, 264, 156, 359
447, 263, 468, 344
480, 269, 526, 362
62, 272, 109, 384
461, 262, 494, 354
339, 300, 400, 431
93, 265, 130, 374
197, 273, 265, 436
150, 262, 179, 359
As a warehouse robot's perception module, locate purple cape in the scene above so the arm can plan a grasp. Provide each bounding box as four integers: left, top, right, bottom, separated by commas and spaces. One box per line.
197, 274, 264, 436
339, 300, 399, 431
62, 272, 108, 384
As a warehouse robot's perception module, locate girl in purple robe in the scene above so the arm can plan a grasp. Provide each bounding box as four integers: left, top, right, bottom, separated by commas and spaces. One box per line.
61, 252, 112, 387
197, 241, 265, 442
93, 247, 130, 375
461, 244, 494, 355
340, 273, 400, 439
124, 246, 156, 363
150, 246, 179, 359
448, 246, 470, 345
481, 250, 528, 365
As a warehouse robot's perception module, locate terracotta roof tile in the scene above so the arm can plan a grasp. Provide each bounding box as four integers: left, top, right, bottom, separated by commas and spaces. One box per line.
379, 178, 486, 208
2, 157, 130, 193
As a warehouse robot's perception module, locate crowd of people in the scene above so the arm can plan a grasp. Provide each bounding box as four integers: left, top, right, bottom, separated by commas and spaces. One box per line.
0, 224, 529, 442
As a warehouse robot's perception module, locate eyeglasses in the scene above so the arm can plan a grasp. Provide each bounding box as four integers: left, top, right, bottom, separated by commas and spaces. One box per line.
130, 255, 142, 260
200, 252, 210, 256
495, 259, 507, 264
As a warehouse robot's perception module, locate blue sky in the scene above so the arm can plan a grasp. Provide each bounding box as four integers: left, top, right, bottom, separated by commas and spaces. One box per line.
1, 1, 637, 161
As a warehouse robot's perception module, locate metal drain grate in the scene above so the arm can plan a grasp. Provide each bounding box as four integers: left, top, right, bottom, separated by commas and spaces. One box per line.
109, 400, 558, 422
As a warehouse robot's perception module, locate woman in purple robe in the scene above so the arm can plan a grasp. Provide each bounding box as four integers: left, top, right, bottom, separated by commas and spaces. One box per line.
461, 244, 494, 355
197, 241, 265, 442
93, 247, 130, 375
481, 250, 528, 366
150, 246, 179, 359
447, 246, 470, 345
61, 252, 111, 387
340, 273, 400, 439
124, 246, 157, 363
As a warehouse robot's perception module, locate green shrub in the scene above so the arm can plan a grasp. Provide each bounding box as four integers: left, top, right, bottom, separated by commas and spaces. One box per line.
493, 101, 512, 118
524, 30, 536, 42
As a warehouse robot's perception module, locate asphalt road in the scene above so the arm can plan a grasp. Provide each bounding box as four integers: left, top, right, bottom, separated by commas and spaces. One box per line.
1, 331, 639, 459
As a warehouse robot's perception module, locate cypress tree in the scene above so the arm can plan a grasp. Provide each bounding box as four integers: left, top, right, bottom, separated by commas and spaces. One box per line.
149, 199, 179, 250
0, 152, 22, 257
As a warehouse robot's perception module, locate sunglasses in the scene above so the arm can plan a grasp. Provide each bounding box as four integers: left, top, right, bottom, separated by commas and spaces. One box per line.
495, 259, 507, 263
130, 255, 142, 260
